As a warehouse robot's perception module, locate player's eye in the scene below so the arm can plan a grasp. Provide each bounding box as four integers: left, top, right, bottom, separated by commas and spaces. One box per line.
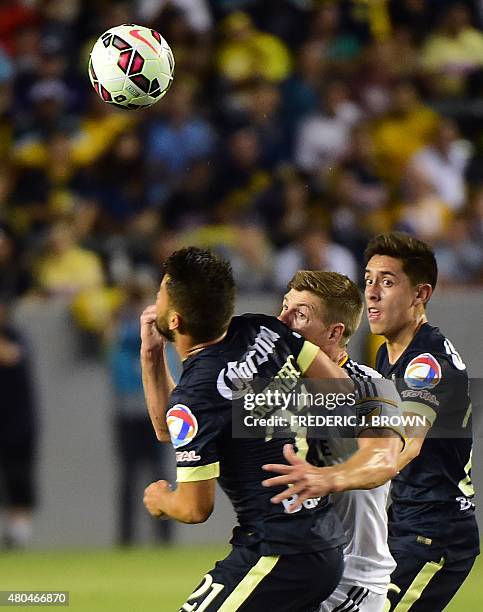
382, 279, 393, 287
297, 311, 307, 320
364, 278, 372, 285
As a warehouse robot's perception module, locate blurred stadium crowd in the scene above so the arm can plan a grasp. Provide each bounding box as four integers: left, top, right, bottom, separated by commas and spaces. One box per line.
1, 0, 483, 332
1, 0, 483, 551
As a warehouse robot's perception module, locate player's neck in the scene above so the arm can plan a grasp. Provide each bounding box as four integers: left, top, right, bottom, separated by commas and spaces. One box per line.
319, 343, 347, 366
177, 332, 228, 361
386, 313, 428, 364
335, 348, 348, 366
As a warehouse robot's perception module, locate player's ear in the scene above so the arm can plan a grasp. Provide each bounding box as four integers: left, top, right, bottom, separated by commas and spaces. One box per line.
169, 311, 181, 331
329, 322, 345, 345
414, 283, 432, 307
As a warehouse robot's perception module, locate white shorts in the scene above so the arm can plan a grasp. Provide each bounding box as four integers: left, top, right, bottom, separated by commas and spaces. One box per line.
319, 579, 387, 612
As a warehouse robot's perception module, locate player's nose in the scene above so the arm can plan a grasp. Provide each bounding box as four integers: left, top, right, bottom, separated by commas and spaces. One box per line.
278, 311, 290, 324
365, 284, 380, 302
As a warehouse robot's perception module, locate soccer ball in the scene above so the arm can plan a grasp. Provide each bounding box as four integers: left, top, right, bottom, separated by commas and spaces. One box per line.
88, 24, 174, 110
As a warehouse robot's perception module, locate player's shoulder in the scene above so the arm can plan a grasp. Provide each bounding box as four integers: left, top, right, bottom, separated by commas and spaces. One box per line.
165, 397, 207, 450
170, 356, 223, 413
399, 324, 467, 393
230, 313, 292, 336
229, 313, 306, 348
167, 377, 225, 439
168, 383, 211, 414
345, 357, 400, 404
344, 358, 382, 380
403, 324, 467, 373
413, 323, 449, 353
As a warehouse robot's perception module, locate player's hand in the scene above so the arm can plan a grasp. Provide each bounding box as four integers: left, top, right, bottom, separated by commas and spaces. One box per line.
262, 444, 335, 510
143, 480, 171, 518
140, 304, 166, 356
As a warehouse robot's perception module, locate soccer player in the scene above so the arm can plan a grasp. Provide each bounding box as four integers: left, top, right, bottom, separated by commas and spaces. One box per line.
364, 232, 479, 611
140, 247, 349, 612
266, 270, 404, 611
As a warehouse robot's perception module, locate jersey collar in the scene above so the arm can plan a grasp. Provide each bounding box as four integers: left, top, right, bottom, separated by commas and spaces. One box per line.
338, 355, 349, 368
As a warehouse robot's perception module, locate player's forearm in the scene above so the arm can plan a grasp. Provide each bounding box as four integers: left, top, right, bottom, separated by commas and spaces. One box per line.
327, 443, 399, 492
158, 491, 197, 523
141, 350, 175, 441
154, 488, 212, 524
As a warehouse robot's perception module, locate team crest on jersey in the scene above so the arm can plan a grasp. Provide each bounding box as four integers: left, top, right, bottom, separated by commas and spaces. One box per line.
167, 404, 198, 448
404, 353, 441, 390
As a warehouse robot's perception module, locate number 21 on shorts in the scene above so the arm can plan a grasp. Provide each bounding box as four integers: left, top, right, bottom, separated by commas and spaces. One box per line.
181, 574, 225, 612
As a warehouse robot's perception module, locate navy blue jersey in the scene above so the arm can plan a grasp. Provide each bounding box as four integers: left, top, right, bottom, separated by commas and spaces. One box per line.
376, 323, 479, 559
166, 313, 345, 555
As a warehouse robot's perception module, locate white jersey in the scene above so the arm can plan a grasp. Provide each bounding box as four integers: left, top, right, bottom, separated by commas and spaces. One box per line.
309, 358, 400, 595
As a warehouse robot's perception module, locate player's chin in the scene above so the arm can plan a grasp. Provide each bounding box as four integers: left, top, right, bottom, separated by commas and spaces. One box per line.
367, 319, 385, 335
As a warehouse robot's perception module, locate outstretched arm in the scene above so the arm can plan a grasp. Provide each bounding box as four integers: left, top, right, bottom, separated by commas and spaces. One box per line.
263, 432, 402, 511
140, 304, 176, 441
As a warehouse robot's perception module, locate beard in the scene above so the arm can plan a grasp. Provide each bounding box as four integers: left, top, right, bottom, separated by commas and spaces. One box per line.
155, 312, 175, 342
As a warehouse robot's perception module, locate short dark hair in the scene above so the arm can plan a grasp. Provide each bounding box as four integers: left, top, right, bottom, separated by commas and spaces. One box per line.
163, 247, 235, 343
288, 270, 363, 345
364, 232, 438, 289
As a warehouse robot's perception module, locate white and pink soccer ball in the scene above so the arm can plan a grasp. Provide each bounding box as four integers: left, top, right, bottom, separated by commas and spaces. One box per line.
89, 23, 175, 110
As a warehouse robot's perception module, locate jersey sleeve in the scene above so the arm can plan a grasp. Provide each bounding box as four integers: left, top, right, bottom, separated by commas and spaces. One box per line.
295, 338, 319, 374
166, 394, 223, 483
396, 351, 465, 427
354, 376, 406, 445
240, 314, 320, 375
274, 318, 319, 374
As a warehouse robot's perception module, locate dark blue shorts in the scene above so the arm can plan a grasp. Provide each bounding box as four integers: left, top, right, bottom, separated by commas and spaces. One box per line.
386, 514, 479, 612
179, 544, 344, 612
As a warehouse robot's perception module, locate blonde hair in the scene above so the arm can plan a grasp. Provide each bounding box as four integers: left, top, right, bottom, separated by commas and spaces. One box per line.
288, 270, 363, 345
